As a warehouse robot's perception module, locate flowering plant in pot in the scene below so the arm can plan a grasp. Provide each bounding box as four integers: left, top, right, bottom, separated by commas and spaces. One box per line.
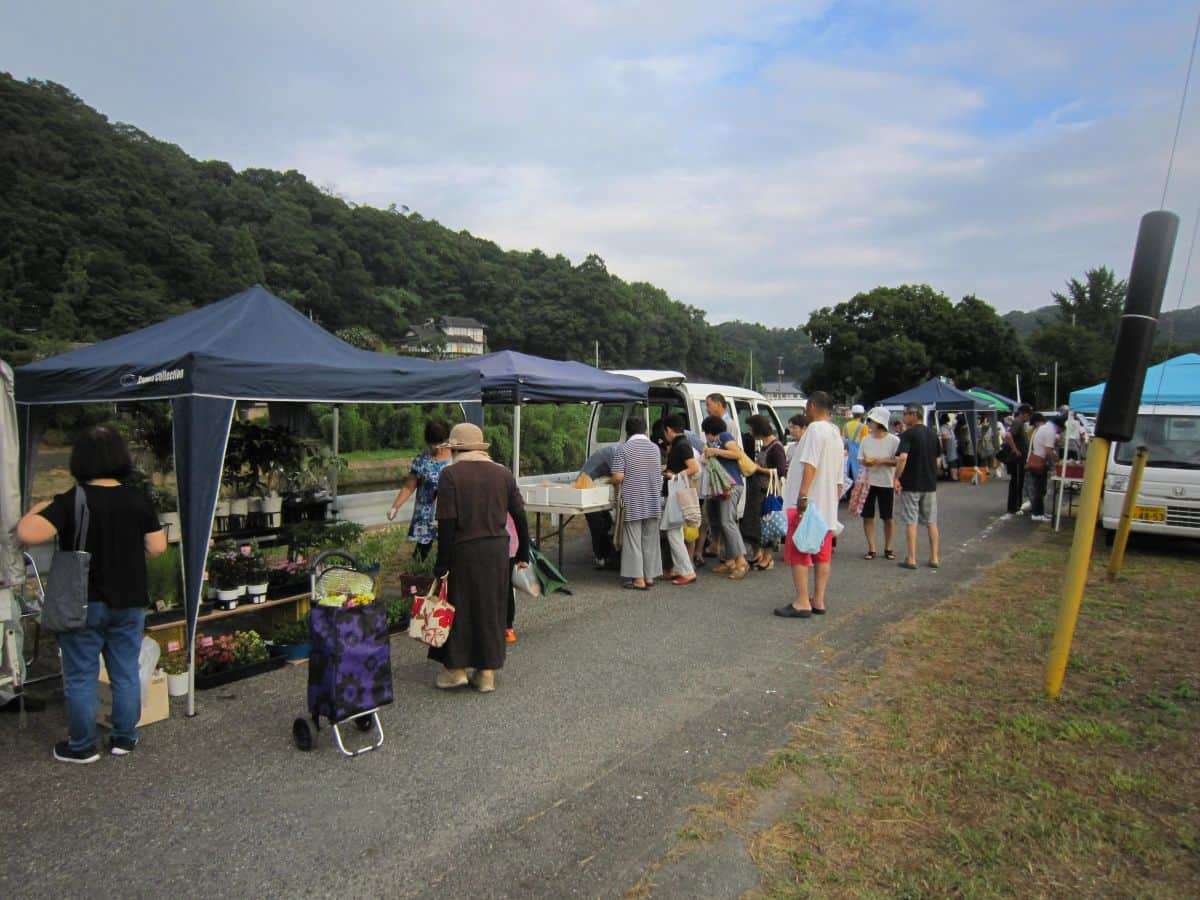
209, 554, 245, 609
243, 555, 270, 603
232, 630, 269, 666
198, 635, 237, 675
398, 546, 437, 597
160, 650, 189, 697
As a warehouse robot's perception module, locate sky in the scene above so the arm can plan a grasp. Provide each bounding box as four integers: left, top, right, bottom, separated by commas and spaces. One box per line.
3, 1, 1200, 326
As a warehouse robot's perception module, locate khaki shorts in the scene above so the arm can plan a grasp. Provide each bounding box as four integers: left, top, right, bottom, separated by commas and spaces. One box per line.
899, 491, 937, 526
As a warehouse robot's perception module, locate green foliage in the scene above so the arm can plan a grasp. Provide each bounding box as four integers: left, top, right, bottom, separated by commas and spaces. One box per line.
271, 615, 311, 646
0, 75, 777, 381
146, 545, 181, 609
804, 285, 1029, 401
1027, 266, 1131, 402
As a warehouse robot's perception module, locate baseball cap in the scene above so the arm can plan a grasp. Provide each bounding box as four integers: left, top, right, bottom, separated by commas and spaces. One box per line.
850, 403, 866, 415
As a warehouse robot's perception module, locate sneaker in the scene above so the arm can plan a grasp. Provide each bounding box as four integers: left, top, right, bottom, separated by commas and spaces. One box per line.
53, 741, 100, 764
1020, 500, 1032, 513
505, 628, 517, 644
1030, 515, 1050, 523
109, 736, 138, 756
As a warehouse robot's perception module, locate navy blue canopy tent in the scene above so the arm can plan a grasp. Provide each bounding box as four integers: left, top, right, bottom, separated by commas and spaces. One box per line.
444, 350, 647, 478
15, 286, 481, 713
882, 378, 996, 465
882, 378, 994, 412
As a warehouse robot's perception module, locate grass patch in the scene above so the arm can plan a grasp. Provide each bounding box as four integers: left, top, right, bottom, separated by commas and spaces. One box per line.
655, 535, 1200, 898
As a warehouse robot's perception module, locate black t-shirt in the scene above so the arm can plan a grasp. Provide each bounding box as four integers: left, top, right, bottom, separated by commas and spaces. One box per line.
41, 483, 162, 609
897, 424, 940, 493
663, 434, 695, 496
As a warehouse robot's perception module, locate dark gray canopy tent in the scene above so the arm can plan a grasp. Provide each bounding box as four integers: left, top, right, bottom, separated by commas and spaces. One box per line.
881, 378, 997, 464
15, 286, 482, 713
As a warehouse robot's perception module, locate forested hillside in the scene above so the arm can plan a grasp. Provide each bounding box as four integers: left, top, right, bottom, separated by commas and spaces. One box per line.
0, 75, 810, 384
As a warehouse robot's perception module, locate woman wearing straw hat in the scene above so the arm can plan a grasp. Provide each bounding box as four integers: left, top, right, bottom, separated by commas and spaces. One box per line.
430, 423, 530, 693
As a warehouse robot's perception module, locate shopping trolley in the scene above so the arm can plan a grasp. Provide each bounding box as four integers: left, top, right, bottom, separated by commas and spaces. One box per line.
291, 550, 393, 757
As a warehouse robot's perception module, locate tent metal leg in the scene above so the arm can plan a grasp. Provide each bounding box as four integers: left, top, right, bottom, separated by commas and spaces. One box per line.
512, 404, 521, 480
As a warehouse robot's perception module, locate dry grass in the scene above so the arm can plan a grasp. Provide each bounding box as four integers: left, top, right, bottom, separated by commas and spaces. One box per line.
648, 535, 1200, 898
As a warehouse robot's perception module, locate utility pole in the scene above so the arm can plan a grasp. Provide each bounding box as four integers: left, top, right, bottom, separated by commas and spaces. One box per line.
1053, 361, 1060, 409
777, 355, 784, 394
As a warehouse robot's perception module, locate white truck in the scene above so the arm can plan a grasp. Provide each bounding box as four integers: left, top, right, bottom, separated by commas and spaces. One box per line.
1102, 404, 1200, 542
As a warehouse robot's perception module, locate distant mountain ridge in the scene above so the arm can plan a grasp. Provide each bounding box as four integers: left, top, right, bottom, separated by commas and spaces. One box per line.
1003, 304, 1200, 344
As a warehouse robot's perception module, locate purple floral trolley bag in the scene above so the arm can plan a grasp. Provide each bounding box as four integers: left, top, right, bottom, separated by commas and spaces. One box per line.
292, 550, 393, 757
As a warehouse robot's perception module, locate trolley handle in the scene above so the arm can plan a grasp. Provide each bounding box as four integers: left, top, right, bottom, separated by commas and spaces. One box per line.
309, 548, 359, 575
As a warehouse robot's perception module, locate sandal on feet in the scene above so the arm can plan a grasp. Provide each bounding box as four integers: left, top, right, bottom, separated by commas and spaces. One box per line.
774, 604, 812, 619
898, 561, 919, 570
863, 551, 877, 560
884, 549, 896, 560
622, 581, 649, 591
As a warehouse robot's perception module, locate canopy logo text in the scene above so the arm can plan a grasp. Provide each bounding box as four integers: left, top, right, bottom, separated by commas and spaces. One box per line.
120, 368, 185, 388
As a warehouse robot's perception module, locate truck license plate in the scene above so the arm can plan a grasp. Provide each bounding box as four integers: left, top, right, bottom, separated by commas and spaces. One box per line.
1134, 506, 1166, 523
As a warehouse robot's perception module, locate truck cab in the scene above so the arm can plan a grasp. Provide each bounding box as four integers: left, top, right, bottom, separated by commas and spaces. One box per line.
1102, 404, 1200, 540
589, 370, 787, 456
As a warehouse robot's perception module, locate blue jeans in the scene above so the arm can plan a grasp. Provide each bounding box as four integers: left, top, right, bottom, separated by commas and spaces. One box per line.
57, 602, 146, 751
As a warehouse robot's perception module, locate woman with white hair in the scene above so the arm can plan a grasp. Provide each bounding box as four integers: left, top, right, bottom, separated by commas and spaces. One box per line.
430, 423, 530, 694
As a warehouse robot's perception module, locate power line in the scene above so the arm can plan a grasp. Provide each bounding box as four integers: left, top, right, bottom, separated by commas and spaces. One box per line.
1161, 8, 1200, 208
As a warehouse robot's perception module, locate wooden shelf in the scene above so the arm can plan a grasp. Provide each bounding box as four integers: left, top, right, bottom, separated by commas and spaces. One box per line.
145, 592, 310, 633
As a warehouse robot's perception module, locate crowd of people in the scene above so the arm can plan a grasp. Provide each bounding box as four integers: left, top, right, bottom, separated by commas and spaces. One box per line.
13, 395, 1089, 763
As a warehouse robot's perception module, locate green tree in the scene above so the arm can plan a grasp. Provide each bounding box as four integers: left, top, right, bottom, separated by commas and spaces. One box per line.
1051, 266, 1126, 341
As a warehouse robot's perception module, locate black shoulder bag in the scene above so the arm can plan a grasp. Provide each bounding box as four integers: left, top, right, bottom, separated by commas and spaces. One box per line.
42, 486, 91, 632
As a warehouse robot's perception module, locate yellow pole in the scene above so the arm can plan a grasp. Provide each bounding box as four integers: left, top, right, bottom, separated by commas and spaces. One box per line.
1107, 446, 1149, 581
1044, 436, 1110, 699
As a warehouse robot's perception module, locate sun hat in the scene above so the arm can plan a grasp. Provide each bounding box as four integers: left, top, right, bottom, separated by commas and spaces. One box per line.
850, 403, 866, 415
867, 406, 891, 429
446, 422, 490, 451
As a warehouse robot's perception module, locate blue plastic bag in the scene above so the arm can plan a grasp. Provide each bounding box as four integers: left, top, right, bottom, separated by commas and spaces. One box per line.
791, 503, 830, 554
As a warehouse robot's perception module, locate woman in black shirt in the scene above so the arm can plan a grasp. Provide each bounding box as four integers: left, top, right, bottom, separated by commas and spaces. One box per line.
661, 415, 700, 586
18, 426, 166, 764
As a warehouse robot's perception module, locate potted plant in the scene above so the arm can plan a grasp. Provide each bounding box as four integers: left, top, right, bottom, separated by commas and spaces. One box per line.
161, 650, 189, 697
384, 594, 413, 634
208, 553, 245, 609
153, 488, 181, 541
244, 554, 270, 603
270, 616, 311, 661
398, 546, 437, 598
194, 630, 284, 689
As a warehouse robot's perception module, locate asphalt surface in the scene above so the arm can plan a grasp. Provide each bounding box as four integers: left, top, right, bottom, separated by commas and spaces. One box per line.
1, 480, 1033, 898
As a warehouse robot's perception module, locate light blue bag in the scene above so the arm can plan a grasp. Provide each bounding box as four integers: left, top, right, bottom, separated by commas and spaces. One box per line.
791, 503, 829, 555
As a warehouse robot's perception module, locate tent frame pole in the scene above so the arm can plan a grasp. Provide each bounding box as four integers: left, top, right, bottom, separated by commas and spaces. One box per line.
512, 402, 522, 480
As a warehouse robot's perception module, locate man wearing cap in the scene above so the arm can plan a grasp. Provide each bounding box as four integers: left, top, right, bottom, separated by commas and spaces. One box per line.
843, 404, 869, 483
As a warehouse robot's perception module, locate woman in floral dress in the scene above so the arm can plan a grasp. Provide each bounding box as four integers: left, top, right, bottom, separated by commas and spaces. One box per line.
387, 419, 452, 559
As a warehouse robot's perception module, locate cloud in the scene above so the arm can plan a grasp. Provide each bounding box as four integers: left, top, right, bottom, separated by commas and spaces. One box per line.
3, 0, 1199, 327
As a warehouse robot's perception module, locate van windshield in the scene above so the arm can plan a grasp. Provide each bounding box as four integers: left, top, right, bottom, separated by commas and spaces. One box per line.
1114, 414, 1200, 469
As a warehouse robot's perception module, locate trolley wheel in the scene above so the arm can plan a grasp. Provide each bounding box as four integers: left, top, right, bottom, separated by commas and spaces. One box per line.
293, 717, 315, 751
354, 715, 374, 733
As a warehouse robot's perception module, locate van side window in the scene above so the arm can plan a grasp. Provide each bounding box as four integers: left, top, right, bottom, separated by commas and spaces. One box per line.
595, 404, 625, 445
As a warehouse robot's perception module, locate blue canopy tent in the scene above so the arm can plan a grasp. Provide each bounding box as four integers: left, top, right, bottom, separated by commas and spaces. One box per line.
15, 286, 481, 714
1068, 352, 1200, 413
445, 350, 648, 478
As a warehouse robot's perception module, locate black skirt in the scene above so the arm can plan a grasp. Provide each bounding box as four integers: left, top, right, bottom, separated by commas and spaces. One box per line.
740, 472, 766, 548
429, 535, 509, 671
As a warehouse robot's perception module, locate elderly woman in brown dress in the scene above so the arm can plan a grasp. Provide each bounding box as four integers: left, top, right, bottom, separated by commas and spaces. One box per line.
431, 423, 530, 693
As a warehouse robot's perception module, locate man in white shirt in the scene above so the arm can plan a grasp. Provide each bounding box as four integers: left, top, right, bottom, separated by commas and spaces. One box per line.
776, 391, 843, 619
1028, 414, 1062, 521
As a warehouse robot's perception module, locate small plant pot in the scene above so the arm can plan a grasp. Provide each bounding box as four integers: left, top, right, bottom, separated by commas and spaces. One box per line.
230, 498, 250, 517
159, 511, 181, 540
167, 671, 189, 697
247, 496, 264, 514
275, 642, 311, 662
215, 500, 232, 517
262, 494, 284, 515
206, 584, 219, 600
247, 583, 269, 604
216, 587, 243, 610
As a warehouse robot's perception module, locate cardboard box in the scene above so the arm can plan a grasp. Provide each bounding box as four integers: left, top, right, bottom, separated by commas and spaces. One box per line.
97, 664, 169, 728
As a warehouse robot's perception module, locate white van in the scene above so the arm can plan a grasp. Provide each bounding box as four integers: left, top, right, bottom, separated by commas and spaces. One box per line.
1102, 404, 1200, 541
592, 370, 787, 454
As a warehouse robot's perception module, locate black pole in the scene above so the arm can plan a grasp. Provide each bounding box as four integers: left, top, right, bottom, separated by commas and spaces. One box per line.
1094, 211, 1180, 443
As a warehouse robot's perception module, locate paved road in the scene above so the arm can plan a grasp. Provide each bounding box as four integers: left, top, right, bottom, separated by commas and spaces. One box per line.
1, 481, 1031, 898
